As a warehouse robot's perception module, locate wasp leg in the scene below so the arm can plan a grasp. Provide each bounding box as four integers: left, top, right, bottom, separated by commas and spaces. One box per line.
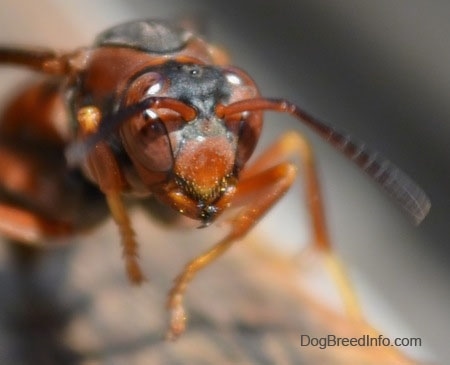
74, 103, 145, 285
106, 191, 144, 284
241, 131, 361, 319
86, 141, 145, 285
0, 204, 72, 244
0, 147, 74, 244
166, 131, 361, 339
0, 47, 87, 75
166, 159, 297, 339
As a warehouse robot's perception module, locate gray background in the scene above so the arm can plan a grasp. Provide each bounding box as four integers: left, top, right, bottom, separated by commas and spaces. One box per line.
0, 0, 449, 363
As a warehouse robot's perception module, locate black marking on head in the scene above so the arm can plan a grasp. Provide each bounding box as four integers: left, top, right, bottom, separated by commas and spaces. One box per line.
163, 62, 231, 116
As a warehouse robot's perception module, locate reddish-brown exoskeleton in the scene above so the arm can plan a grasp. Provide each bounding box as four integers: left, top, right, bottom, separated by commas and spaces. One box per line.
0, 20, 430, 339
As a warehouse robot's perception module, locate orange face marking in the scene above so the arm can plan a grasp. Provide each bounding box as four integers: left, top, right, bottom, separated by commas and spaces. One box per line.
173, 136, 234, 203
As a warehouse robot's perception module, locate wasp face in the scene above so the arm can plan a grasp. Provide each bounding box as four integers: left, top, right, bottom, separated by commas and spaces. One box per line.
119, 61, 261, 223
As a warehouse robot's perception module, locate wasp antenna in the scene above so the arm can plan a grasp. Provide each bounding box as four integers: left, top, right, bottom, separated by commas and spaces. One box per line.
367, 159, 431, 225
218, 98, 431, 224
286, 103, 431, 224
316, 128, 431, 224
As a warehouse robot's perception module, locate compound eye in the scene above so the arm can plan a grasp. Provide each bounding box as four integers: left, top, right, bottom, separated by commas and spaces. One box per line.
223, 67, 259, 102
122, 112, 173, 172
138, 118, 173, 171
221, 68, 262, 168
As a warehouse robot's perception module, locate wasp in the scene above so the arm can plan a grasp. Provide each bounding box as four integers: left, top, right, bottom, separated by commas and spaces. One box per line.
0, 19, 430, 339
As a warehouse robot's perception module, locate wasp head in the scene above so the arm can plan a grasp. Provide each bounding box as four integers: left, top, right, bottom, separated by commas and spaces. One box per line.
120, 61, 262, 224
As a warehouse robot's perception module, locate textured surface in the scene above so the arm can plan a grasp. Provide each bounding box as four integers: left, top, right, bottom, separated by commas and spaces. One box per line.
0, 209, 423, 365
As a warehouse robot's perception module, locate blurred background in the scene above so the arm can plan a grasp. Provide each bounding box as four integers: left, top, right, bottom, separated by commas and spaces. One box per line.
0, 0, 448, 363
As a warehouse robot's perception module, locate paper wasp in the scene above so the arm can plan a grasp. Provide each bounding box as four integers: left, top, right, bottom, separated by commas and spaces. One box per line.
0, 19, 430, 339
